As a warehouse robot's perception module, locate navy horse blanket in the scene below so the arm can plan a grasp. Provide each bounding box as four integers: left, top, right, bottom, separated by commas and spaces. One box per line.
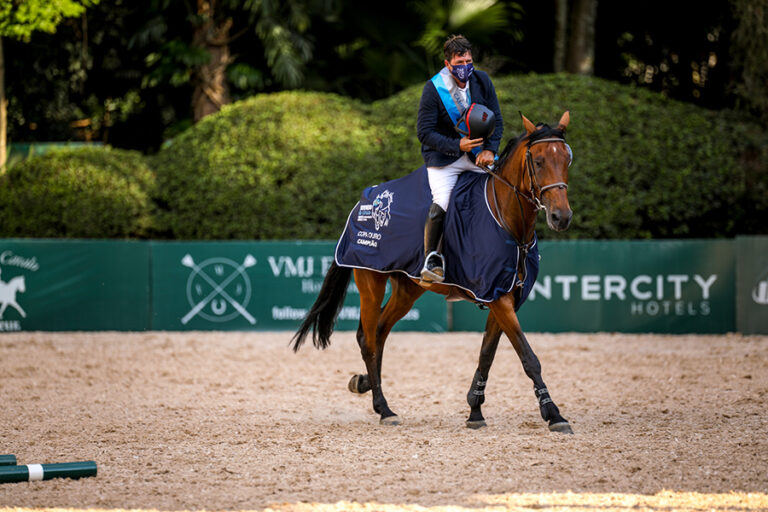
334, 166, 539, 306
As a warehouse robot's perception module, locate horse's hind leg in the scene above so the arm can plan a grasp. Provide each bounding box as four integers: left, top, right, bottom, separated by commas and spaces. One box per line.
348, 322, 371, 393
354, 269, 400, 424
350, 273, 424, 425
466, 313, 503, 429
489, 296, 573, 434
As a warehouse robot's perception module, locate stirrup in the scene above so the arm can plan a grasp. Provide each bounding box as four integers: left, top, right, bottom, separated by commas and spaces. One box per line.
421, 251, 445, 283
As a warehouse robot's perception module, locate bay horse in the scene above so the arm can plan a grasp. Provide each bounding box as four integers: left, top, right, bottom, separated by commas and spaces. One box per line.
292, 112, 574, 433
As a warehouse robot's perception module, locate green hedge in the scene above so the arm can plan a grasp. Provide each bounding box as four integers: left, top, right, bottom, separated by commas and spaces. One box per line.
3, 74, 766, 239
0, 147, 155, 238
151, 91, 387, 239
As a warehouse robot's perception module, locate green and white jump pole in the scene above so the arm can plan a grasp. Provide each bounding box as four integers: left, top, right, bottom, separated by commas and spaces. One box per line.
0, 461, 97, 483
0, 454, 17, 466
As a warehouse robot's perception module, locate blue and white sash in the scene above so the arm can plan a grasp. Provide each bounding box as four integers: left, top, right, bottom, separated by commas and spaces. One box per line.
431, 68, 481, 156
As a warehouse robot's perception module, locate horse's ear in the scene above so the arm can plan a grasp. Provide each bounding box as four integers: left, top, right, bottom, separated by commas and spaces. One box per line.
557, 110, 570, 131
520, 112, 536, 134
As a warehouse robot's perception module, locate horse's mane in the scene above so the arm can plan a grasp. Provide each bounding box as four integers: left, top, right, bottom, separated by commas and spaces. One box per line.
496, 123, 566, 171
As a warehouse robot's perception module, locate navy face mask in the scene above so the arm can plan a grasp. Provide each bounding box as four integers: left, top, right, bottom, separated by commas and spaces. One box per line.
450, 62, 474, 82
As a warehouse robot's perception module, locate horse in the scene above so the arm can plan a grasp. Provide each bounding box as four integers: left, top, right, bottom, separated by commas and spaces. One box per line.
292, 111, 574, 433
0, 275, 27, 319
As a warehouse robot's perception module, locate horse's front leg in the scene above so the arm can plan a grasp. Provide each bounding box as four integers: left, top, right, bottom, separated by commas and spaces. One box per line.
354, 269, 399, 424
466, 312, 503, 429
489, 295, 573, 434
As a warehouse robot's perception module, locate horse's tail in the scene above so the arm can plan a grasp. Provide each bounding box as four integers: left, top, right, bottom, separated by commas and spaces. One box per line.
291, 262, 352, 352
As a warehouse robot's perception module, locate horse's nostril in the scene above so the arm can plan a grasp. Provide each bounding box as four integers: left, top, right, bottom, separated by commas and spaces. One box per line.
551, 211, 560, 223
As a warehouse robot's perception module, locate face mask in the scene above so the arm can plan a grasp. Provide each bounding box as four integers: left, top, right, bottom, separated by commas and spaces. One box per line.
450, 62, 474, 82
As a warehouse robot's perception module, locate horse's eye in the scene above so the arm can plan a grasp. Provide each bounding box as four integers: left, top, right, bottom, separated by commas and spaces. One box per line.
534, 158, 544, 170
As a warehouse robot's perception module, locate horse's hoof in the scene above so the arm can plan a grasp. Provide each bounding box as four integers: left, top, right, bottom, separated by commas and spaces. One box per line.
380, 415, 402, 426
348, 374, 365, 394
549, 421, 574, 434
466, 419, 487, 429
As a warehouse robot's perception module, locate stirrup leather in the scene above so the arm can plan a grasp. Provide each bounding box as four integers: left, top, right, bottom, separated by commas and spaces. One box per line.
421, 251, 445, 283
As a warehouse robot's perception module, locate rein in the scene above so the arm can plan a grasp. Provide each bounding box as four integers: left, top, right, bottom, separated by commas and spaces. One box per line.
479, 136, 569, 289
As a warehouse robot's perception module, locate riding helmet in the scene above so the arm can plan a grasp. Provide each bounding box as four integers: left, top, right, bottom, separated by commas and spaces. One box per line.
455, 103, 496, 140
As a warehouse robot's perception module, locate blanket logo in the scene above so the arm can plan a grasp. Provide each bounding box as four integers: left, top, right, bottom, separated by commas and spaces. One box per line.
357, 189, 394, 231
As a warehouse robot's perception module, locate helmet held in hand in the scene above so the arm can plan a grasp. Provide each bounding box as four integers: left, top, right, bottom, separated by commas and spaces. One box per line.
455, 103, 496, 140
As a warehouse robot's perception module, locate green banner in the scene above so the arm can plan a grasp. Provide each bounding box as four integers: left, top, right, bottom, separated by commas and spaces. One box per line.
150, 241, 446, 331
736, 236, 768, 334
0, 239, 743, 334
0, 240, 149, 331
453, 240, 735, 334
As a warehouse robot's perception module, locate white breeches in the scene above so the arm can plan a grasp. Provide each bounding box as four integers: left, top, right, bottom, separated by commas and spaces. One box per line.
427, 154, 485, 210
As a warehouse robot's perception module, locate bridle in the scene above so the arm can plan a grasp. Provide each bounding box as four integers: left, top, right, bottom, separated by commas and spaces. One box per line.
480, 136, 569, 237
479, 135, 570, 289
524, 137, 570, 210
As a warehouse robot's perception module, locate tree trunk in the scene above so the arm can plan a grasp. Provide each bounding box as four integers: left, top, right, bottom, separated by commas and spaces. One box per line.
192, 0, 232, 122
553, 0, 568, 72
0, 36, 6, 171
566, 0, 597, 75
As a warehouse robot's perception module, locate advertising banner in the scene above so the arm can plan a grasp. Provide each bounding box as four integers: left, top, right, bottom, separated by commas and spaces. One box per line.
453, 240, 735, 334
150, 241, 446, 331
0, 238, 741, 334
0, 239, 150, 331
736, 236, 768, 334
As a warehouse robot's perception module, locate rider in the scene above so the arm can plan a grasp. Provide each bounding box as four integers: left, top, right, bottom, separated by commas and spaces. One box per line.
417, 34, 503, 283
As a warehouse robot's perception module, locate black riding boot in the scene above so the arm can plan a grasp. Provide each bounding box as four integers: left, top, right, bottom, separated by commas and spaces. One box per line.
421, 203, 446, 283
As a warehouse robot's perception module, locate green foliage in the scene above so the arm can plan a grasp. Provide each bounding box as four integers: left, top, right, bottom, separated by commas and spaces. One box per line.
153, 73, 767, 240
4, 74, 766, 240
488, 74, 768, 239
151, 91, 388, 239
368, 73, 768, 239
730, 0, 768, 123
0, 0, 99, 40
415, 0, 522, 61
0, 147, 155, 238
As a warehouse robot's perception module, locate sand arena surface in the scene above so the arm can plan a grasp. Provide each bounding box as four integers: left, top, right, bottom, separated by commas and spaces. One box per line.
0, 330, 767, 512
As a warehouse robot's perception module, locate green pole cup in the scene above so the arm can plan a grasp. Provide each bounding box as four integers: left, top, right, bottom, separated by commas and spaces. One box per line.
0, 455, 16, 466
0, 461, 97, 484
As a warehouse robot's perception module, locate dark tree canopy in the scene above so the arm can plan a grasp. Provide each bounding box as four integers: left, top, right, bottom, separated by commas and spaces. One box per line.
3, 0, 763, 153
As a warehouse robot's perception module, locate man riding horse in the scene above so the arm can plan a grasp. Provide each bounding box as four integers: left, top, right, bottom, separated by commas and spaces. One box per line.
417, 34, 503, 282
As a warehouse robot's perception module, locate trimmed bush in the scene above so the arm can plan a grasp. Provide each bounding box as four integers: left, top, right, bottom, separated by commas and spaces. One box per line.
151, 91, 388, 239
0, 147, 155, 238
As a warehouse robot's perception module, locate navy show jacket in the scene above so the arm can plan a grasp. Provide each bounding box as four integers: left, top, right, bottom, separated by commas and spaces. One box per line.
416, 69, 504, 168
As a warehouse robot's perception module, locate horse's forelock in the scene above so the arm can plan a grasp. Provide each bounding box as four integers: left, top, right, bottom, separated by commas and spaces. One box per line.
497, 124, 566, 170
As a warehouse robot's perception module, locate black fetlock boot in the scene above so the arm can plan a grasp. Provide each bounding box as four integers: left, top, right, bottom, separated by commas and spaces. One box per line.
421, 203, 446, 283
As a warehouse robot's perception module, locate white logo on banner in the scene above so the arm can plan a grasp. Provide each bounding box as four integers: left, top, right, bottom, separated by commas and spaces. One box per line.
0, 273, 25, 319
528, 273, 718, 317
181, 254, 257, 325
752, 278, 768, 305
0, 250, 39, 331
